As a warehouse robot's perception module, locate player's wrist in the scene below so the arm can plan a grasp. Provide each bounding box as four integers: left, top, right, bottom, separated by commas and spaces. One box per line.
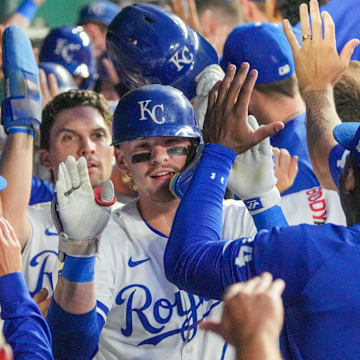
61, 256, 96, 283
243, 187, 281, 215
16, 0, 39, 22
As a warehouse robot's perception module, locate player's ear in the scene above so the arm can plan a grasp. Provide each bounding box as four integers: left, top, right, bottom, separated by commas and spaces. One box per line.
265, 0, 282, 22
38, 149, 52, 170
114, 146, 130, 173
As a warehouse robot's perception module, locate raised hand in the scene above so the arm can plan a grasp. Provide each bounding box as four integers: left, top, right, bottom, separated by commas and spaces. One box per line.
203, 63, 283, 154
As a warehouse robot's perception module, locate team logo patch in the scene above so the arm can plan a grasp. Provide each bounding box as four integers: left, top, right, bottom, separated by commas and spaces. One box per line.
138, 100, 166, 124
244, 197, 263, 211
169, 45, 194, 71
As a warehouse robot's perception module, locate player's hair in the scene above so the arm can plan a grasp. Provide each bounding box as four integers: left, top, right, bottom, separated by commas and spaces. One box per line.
254, 75, 298, 98
334, 62, 360, 123
40, 90, 113, 150
275, 0, 330, 26
196, 0, 240, 24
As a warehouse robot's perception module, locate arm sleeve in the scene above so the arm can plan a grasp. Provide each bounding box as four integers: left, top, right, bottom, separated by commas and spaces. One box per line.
329, 144, 349, 189
30, 177, 54, 205
46, 299, 104, 360
164, 144, 287, 299
0, 272, 53, 360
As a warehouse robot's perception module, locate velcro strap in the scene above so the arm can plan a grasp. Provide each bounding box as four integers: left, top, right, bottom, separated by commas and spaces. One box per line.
1, 97, 42, 127
58, 237, 99, 262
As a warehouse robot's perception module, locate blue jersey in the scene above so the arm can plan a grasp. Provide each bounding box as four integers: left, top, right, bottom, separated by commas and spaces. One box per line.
165, 144, 358, 360
30, 177, 54, 205
0, 272, 53, 359
270, 113, 319, 195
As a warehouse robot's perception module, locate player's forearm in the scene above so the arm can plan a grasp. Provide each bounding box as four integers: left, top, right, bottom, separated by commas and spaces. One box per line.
235, 333, 282, 360
303, 89, 340, 190
165, 144, 236, 298
0, 134, 33, 246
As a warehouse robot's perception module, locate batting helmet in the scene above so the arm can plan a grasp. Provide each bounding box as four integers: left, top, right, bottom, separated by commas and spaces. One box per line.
78, 1, 120, 26
106, 3, 218, 100
112, 84, 202, 145
39, 26, 97, 90
39, 62, 77, 93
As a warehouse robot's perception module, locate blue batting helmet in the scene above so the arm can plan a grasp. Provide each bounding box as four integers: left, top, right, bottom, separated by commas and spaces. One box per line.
39, 62, 77, 93
39, 26, 97, 90
106, 3, 218, 100
78, 1, 120, 26
112, 84, 203, 145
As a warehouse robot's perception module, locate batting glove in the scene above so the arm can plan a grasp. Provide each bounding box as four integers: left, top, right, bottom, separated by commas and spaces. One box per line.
52, 156, 116, 262
192, 64, 225, 129
1, 25, 42, 144
228, 116, 281, 214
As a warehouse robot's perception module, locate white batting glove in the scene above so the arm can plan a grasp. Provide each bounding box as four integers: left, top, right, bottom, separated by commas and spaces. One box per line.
228, 116, 281, 215
52, 156, 115, 261
192, 64, 225, 129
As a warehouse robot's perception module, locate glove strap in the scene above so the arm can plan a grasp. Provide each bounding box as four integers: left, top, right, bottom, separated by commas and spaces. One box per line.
243, 187, 281, 215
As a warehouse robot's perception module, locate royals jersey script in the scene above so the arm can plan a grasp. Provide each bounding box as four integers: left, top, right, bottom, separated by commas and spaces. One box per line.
94, 199, 256, 360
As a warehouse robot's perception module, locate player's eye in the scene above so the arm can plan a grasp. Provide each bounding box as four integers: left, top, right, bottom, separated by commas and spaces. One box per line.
167, 146, 188, 157
131, 152, 151, 164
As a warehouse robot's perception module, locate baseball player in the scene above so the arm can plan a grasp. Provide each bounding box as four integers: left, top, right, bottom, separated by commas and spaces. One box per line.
46, 72, 284, 359
164, 2, 360, 359
0, 25, 115, 304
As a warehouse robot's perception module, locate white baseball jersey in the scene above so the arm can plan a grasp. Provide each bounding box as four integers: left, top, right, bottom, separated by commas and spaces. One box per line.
280, 186, 346, 226
94, 199, 256, 360
22, 202, 59, 297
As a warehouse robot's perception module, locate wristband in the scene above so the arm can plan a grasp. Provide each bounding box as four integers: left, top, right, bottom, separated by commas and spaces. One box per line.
243, 187, 281, 215
8, 127, 34, 136
62, 256, 95, 283
16, 0, 38, 22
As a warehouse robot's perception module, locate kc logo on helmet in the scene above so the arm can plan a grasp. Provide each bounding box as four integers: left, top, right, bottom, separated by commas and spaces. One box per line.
55, 39, 81, 63
138, 100, 166, 124
169, 46, 194, 71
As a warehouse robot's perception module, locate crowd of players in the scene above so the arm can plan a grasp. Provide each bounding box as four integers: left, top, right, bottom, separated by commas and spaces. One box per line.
0, 0, 359, 359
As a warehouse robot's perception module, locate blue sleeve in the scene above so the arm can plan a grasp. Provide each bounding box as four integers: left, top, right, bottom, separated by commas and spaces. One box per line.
164, 144, 287, 299
252, 205, 288, 229
46, 299, 103, 360
30, 177, 54, 205
0, 272, 53, 360
329, 144, 349, 189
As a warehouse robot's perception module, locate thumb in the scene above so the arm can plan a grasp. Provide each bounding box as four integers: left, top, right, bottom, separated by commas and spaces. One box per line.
33, 287, 49, 303
340, 39, 360, 66
101, 180, 115, 203
253, 122, 284, 146
199, 320, 223, 336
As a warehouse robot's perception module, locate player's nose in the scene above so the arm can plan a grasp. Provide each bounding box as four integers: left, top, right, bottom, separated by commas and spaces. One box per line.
150, 145, 169, 164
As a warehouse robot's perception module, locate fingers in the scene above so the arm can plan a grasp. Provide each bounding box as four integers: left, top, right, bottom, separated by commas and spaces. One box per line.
288, 155, 299, 182
198, 319, 223, 335
269, 278, 286, 298
340, 39, 360, 67
33, 287, 49, 304
171, 0, 185, 18
60, 162, 72, 194
233, 67, 257, 120
252, 122, 284, 147
216, 64, 236, 104
47, 73, 59, 99
66, 156, 80, 189
299, 3, 311, 38
322, 11, 335, 46
309, 0, 322, 42
282, 19, 300, 54
78, 156, 92, 193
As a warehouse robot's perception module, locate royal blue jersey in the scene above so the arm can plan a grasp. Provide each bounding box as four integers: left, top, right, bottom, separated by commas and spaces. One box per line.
165, 144, 358, 360
0, 272, 53, 359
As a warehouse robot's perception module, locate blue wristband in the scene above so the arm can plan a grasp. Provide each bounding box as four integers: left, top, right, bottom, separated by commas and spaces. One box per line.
16, 0, 38, 21
62, 256, 95, 283
8, 128, 34, 136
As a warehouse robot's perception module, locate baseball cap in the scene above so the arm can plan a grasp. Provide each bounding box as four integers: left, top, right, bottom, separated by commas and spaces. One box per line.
0, 177, 7, 191
221, 22, 295, 83
333, 122, 360, 165
78, 1, 120, 26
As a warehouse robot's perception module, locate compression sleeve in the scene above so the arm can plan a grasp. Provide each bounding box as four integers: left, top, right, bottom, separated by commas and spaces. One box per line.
0, 272, 53, 360
47, 299, 103, 360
